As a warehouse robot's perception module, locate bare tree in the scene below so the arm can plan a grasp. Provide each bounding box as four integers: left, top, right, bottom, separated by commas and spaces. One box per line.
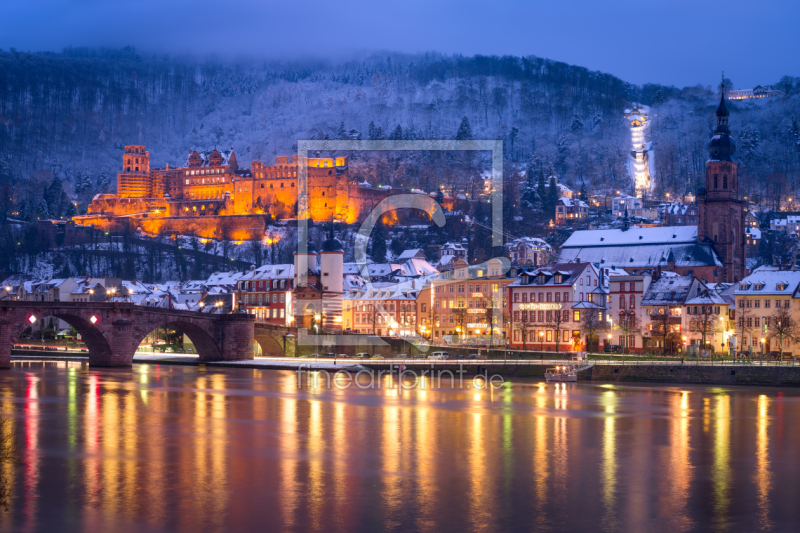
649, 306, 682, 355
769, 306, 797, 361
580, 308, 609, 352
736, 305, 760, 355
545, 309, 570, 353
690, 302, 721, 352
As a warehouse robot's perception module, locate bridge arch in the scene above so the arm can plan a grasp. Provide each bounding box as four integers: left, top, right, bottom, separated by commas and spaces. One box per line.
133, 319, 222, 360
10, 311, 114, 364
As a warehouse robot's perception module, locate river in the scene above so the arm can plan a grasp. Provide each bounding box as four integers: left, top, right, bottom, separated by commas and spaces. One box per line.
0, 360, 796, 532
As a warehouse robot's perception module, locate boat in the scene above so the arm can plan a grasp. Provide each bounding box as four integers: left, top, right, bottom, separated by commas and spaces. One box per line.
544, 362, 594, 382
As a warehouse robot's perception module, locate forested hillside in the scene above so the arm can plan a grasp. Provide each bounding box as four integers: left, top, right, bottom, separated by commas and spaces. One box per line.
1, 46, 799, 221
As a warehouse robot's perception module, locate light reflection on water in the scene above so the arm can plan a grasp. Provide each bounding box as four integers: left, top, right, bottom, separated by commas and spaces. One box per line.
0, 361, 798, 532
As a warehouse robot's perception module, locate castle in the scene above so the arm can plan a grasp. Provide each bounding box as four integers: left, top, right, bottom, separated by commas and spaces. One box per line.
75, 146, 390, 239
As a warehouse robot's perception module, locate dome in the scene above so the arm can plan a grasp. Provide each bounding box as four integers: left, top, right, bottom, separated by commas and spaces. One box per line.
321, 236, 343, 252
305, 238, 317, 254
708, 132, 736, 161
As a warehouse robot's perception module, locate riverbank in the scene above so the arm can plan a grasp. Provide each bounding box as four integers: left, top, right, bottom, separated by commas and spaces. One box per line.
12, 353, 800, 387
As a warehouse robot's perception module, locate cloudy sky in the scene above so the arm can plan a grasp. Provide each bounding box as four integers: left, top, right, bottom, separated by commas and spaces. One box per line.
3, 0, 797, 88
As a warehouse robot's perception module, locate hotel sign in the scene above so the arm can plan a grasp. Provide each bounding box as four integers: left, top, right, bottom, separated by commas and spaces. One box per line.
471, 293, 483, 297
467, 323, 489, 329
467, 309, 486, 314
518, 303, 561, 310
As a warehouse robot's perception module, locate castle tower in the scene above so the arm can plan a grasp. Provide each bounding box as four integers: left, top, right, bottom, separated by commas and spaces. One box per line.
319, 225, 344, 332
117, 145, 152, 198
697, 83, 746, 282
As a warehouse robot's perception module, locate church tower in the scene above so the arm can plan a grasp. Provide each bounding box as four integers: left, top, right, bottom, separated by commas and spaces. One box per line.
697, 82, 746, 282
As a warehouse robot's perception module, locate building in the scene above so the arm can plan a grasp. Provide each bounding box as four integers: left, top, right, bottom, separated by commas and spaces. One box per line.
697, 89, 747, 283
683, 288, 734, 353
237, 264, 295, 326
727, 85, 785, 100
504, 237, 553, 267
343, 283, 419, 336
641, 274, 706, 353
430, 259, 512, 342
662, 203, 698, 226
555, 197, 589, 226
606, 273, 653, 352
733, 270, 800, 355
75, 146, 392, 240
770, 215, 800, 233
508, 262, 603, 352
559, 226, 723, 281
612, 195, 643, 217
745, 227, 762, 257
544, 176, 572, 199
746, 211, 759, 229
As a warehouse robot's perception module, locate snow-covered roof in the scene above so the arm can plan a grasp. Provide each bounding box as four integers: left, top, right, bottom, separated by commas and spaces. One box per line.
642, 275, 698, 306
505, 237, 552, 250
746, 227, 762, 239
238, 264, 294, 281
735, 270, 800, 296
557, 196, 588, 208
685, 289, 731, 306
397, 249, 426, 260
508, 262, 593, 287
562, 226, 697, 248
560, 242, 721, 269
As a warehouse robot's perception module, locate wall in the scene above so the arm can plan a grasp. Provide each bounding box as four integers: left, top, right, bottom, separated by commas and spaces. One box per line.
585, 363, 800, 387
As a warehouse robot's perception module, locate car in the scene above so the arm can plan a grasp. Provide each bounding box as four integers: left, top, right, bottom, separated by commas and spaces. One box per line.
324, 352, 337, 358
604, 345, 622, 354
428, 351, 448, 360
466, 354, 480, 360
396, 353, 409, 359
356, 352, 371, 359
164, 347, 174, 353
299, 353, 318, 358
412, 354, 427, 359
337, 353, 350, 358
370, 355, 384, 360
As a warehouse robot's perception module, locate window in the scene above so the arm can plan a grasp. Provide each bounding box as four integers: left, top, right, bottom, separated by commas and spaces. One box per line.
765, 300, 771, 308
538, 311, 544, 322
573, 311, 580, 321
546, 292, 552, 302
755, 300, 760, 308
514, 293, 519, 302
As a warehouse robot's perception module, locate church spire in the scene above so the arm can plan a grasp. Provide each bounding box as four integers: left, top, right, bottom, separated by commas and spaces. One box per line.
709, 74, 735, 161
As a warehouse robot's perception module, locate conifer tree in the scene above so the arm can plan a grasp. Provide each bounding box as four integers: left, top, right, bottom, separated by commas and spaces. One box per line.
370, 222, 388, 263
455, 116, 473, 140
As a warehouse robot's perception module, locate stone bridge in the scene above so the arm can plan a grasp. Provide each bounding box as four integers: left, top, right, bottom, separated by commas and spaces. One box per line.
254, 323, 297, 358
0, 302, 256, 368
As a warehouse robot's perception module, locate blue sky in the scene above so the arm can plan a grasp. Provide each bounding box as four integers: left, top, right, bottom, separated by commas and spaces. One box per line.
3, 0, 797, 88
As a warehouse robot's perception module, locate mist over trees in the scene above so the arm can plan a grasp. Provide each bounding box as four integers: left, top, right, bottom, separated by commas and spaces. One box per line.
1, 46, 799, 223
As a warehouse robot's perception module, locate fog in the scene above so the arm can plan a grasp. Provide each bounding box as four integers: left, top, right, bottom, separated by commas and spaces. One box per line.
3, 0, 798, 88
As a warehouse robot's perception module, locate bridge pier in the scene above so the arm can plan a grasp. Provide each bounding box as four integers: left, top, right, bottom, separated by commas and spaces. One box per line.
212, 315, 255, 362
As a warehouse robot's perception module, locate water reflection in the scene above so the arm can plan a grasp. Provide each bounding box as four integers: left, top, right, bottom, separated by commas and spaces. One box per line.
0, 363, 797, 532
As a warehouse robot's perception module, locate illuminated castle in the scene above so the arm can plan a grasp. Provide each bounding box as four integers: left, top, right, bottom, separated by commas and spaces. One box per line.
76, 146, 389, 239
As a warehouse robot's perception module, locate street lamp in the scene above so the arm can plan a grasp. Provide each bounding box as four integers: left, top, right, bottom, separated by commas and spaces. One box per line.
539, 330, 545, 351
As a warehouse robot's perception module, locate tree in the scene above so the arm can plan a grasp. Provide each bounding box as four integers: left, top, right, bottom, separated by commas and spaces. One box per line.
455, 116, 473, 140
768, 306, 797, 361
690, 297, 721, 353
452, 307, 468, 341
649, 306, 682, 355
434, 190, 445, 205
390, 237, 404, 259
735, 305, 759, 356
370, 222, 388, 263
580, 308, 609, 352
520, 162, 543, 219
545, 308, 570, 353
580, 181, 588, 202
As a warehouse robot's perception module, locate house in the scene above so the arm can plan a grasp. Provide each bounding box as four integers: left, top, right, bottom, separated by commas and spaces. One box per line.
662, 203, 698, 226
396, 249, 427, 261
607, 272, 653, 352
745, 227, 761, 257
508, 262, 604, 352
555, 197, 589, 226
683, 288, 733, 353
733, 270, 800, 355
612, 195, 643, 217
770, 215, 800, 234
727, 85, 785, 100
237, 264, 295, 326
504, 237, 553, 267
430, 258, 513, 342
640, 274, 706, 353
